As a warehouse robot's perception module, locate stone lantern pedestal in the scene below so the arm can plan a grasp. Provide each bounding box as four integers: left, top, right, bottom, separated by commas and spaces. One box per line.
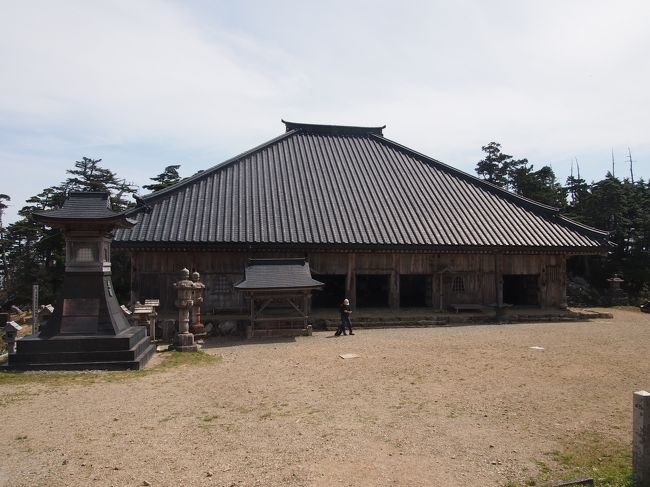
189, 271, 207, 339
5, 192, 155, 370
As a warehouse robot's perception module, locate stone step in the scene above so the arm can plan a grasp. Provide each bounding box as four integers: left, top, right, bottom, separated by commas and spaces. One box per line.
8, 335, 153, 364
5, 330, 155, 371
13, 327, 148, 353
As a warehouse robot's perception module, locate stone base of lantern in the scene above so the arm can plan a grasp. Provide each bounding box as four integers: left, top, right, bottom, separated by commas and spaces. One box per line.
189, 323, 207, 339
174, 332, 198, 352
6, 326, 155, 371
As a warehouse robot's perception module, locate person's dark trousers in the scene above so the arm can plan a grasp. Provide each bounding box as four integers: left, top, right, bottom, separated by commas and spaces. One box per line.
335, 316, 352, 335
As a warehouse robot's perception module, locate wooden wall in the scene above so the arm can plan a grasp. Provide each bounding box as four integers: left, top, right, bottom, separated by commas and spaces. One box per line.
129, 250, 567, 312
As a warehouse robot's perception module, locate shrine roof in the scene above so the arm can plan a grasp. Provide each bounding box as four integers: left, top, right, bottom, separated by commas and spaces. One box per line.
235, 258, 324, 291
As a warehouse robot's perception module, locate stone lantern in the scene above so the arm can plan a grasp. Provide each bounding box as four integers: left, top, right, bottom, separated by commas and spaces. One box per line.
173, 268, 198, 352
4, 321, 22, 354
6, 192, 155, 370
190, 271, 206, 339
606, 274, 628, 306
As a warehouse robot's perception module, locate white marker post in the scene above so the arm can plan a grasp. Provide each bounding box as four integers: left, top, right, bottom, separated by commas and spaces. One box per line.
31, 284, 39, 336
634, 390, 650, 487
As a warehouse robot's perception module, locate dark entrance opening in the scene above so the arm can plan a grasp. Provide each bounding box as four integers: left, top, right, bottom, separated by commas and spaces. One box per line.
503, 274, 539, 306
400, 275, 428, 307
357, 274, 390, 307
312, 274, 346, 308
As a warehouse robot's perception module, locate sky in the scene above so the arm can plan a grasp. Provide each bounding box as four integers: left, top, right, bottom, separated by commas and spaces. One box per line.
1, 0, 649, 225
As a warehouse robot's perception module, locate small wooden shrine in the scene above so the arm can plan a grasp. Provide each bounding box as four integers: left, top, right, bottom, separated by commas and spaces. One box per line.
6, 192, 155, 370
235, 258, 323, 338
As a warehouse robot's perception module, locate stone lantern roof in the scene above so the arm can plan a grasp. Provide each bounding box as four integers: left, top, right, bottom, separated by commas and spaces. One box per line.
33, 192, 135, 228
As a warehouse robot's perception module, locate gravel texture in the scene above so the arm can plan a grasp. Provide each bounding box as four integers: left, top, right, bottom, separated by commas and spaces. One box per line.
1, 308, 648, 487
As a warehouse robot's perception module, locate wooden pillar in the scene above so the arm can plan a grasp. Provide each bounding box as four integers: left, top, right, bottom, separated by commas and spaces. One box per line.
494, 253, 504, 307
346, 253, 356, 310
430, 255, 437, 311
389, 254, 400, 310
560, 254, 568, 308
438, 255, 445, 311
303, 292, 308, 328
129, 251, 138, 306
247, 294, 255, 339
539, 263, 547, 308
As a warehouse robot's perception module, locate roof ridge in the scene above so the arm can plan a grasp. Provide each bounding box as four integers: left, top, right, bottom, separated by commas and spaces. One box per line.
282, 120, 385, 136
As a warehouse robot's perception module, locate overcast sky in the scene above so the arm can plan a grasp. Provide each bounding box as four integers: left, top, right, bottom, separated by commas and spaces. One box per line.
1, 0, 649, 225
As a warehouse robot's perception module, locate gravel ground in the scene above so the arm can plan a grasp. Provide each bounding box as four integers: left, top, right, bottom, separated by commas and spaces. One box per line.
1, 308, 649, 487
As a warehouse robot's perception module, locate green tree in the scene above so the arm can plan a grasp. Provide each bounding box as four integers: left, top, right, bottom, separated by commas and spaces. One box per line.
566, 173, 650, 301
476, 142, 566, 207
0, 193, 10, 292
510, 164, 567, 208
476, 142, 521, 187
66, 157, 137, 210
565, 174, 589, 208
143, 165, 181, 192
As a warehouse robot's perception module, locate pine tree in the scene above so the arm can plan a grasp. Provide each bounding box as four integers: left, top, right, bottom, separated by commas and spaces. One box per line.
476, 142, 566, 207
143, 165, 182, 192
0, 193, 10, 292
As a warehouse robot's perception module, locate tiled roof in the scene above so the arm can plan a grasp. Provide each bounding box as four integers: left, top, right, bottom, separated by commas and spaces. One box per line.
35, 192, 135, 227
114, 122, 609, 252
235, 258, 324, 290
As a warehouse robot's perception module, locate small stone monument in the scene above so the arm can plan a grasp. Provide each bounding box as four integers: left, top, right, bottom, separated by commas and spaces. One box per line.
173, 268, 198, 352
4, 321, 22, 353
190, 271, 207, 339
38, 304, 55, 329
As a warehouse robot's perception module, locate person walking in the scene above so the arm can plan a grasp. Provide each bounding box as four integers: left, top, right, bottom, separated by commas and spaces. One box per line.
335, 298, 354, 336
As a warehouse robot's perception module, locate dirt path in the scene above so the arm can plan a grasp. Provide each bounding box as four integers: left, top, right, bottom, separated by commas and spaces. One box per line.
1, 309, 649, 487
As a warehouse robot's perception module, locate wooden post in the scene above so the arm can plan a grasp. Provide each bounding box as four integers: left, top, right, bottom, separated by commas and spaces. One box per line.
346, 253, 356, 310
494, 253, 504, 321
634, 390, 650, 486
494, 253, 503, 307
560, 254, 568, 309
431, 254, 440, 311
129, 251, 138, 306
247, 295, 254, 339
389, 254, 399, 310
